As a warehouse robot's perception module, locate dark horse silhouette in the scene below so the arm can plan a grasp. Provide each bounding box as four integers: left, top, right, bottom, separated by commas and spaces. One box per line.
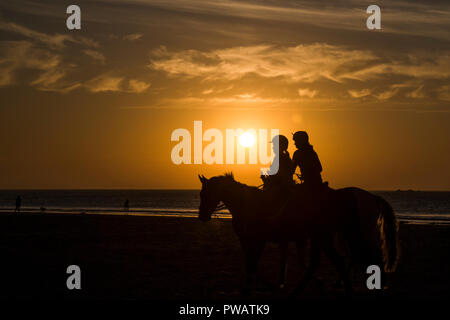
198, 173, 398, 296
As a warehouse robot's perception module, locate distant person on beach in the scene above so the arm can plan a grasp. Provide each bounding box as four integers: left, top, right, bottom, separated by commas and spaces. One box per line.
261, 135, 294, 190
124, 199, 129, 212
15, 195, 21, 214
292, 131, 323, 187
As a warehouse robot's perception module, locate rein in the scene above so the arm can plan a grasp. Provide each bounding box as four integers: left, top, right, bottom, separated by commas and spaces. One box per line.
212, 202, 228, 218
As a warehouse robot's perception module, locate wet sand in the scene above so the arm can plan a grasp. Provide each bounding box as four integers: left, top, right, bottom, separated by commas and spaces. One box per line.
0, 212, 449, 300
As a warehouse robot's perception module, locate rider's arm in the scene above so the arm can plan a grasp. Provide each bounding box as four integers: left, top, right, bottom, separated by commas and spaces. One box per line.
292, 150, 301, 180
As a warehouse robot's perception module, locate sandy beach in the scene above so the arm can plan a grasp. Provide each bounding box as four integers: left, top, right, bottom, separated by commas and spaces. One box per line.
0, 212, 449, 300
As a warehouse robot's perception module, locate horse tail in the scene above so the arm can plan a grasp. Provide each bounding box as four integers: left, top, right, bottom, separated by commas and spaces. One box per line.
376, 195, 399, 273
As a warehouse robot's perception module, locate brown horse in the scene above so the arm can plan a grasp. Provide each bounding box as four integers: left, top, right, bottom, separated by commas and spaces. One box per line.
198, 173, 398, 296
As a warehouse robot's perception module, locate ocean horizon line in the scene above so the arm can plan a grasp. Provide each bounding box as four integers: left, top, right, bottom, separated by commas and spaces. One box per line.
1, 188, 450, 192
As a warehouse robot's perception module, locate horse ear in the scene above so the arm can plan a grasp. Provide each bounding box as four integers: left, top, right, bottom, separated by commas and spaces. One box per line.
198, 174, 208, 184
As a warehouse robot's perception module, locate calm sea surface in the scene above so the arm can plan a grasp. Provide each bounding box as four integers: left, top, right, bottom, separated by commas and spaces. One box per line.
0, 190, 449, 225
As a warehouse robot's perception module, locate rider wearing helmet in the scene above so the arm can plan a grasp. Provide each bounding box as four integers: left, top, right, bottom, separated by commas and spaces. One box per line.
292, 131, 323, 187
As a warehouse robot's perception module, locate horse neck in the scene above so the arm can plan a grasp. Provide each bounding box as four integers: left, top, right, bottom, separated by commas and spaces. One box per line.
218, 181, 246, 217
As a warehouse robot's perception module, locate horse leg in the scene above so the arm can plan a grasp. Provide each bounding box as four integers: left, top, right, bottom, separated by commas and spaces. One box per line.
333, 261, 353, 289
323, 239, 353, 297
290, 239, 321, 297
296, 238, 325, 291
241, 240, 265, 295
295, 239, 307, 268
278, 241, 288, 288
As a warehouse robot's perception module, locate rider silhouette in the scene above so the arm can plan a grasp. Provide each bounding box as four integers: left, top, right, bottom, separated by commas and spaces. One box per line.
261, 135, 294, 190
292, 131, 323, 187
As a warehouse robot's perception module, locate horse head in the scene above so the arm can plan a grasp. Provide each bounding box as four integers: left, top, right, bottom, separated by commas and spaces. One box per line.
198, 173, 234, 221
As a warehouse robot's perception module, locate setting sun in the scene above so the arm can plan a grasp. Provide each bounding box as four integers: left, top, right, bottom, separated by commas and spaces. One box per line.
239, 131, 256, 148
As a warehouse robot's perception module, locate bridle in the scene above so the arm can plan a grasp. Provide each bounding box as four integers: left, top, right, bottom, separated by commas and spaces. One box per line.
211, 202, 227, 218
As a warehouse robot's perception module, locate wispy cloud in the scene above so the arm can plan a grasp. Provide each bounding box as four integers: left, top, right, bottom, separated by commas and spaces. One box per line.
123, 33, 143, 41
127, 79, 151, 93
375, 87, 400, 100
406, 85, 425, 99
149, 44, 377, 83
85, 74, 124, 92
0, 22, 99, 49
0, 41, 70, 90
83, 50, 106, 64
149, 44, 449, 103
436, 85, 450, 101
97, 0, 450, 40
298, 88, 318, 98
348, 88, 372, 98
84, 75, 151, 93
0, 22, 98, 92
0, 22, 151, 94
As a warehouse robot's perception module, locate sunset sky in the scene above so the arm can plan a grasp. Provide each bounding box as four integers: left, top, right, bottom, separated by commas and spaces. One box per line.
0, 0, 449, 190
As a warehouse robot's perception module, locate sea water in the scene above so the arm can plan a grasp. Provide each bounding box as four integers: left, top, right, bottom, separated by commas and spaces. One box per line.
0, 190, 449, 225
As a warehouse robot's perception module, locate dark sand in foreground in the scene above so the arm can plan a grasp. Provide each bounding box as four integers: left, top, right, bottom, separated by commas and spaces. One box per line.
0, 213, 449, 299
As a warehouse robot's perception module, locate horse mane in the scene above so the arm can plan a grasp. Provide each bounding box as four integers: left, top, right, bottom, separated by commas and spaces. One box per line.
210, 172, 260, 191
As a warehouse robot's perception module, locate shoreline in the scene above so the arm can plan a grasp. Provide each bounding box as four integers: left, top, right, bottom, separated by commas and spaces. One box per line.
2, 209, 449, 226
